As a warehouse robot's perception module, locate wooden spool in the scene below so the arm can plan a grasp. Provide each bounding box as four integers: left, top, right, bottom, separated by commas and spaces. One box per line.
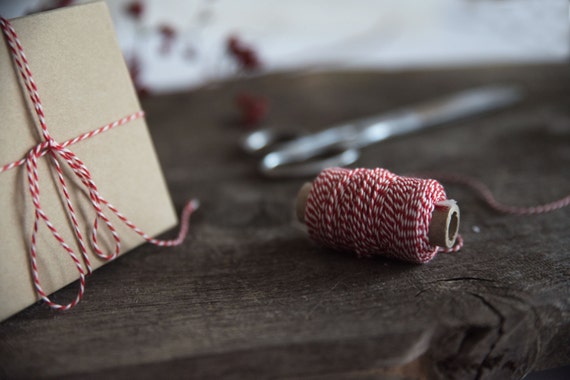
296, 182, 460, 248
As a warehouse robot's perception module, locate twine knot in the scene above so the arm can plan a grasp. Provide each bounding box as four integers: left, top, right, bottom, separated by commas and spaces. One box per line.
1, 16, 197, 311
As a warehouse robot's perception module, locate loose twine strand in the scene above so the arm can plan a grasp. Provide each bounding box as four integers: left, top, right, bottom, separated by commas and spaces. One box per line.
414, 172, 570, 215
305, 167, 570, 264
1, 17, 197, 311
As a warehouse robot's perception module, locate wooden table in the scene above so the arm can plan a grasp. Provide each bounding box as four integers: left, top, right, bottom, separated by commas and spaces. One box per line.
1, 65, 569, 379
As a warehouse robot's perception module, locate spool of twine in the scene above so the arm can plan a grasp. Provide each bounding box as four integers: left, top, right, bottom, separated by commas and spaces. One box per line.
296, 167, 460, 263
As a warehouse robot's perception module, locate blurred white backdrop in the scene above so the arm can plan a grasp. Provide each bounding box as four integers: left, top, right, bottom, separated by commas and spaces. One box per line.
1, 0, 568, 92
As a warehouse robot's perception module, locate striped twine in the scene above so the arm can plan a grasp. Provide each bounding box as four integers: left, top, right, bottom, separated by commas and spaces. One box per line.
305, 167, 570, 264
1, 16, 197, 311
414, 172, 570, 215
304, 167, 457, 264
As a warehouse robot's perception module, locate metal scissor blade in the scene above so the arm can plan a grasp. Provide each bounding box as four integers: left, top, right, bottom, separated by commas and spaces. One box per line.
350, 85, 522, 148
252, 84, 522, 178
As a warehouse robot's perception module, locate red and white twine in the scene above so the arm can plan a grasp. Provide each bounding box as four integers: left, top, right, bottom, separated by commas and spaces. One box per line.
305, 167, 455, 263
305, 167, 570, 264
1, 17, 197, 311
414, 172, 570, 215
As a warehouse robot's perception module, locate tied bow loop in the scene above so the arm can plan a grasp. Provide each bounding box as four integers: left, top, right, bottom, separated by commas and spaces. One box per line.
1, 16, 197, 311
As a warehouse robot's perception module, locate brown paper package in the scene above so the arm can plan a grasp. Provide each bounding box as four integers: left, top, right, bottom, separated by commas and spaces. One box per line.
0, 2, 178, 321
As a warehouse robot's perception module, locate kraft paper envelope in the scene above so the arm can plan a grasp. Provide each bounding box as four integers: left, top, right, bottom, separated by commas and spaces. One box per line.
0, 2, 178, 321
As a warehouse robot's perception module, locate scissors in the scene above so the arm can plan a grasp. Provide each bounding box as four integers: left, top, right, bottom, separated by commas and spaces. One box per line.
242, 85, 522, 178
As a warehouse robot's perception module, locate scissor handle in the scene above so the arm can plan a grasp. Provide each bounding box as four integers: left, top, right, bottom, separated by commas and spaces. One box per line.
260, 147, 360, 178
241, 129, 303, 156
245, 85, 522, 178
242, 128, 360, 177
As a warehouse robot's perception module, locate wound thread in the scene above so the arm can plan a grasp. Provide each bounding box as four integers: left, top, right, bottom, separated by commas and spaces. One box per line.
304, 167, 460, 263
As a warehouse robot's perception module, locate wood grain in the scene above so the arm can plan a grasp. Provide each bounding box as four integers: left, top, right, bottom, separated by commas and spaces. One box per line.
1, 64, 569, 379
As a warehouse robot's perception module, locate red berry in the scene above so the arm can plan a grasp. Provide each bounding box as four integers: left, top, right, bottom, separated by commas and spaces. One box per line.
126, 1, 144, 20
226, 35, 262, 72
235, 93, 268, 128
159, 25, 177, 39
158, 24, 177, 55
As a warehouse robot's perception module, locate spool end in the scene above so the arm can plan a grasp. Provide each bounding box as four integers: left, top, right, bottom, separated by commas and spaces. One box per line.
428, 200, 460, 248
296, 182, 313, 223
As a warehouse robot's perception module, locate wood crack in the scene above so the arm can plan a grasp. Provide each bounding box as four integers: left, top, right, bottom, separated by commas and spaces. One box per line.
468, 292, 506, 380
433, 277, 495, 284
415, 277, 495, 297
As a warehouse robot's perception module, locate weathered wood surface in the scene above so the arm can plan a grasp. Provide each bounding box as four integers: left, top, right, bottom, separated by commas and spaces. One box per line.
1, 65, 569, 379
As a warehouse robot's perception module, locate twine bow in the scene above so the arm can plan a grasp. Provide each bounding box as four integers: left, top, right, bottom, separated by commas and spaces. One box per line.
1, 17, 197, 310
